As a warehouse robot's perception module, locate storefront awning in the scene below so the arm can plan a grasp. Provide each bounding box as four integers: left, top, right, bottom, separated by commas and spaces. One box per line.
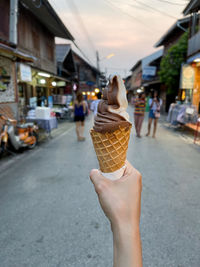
187, 53, 200, 63
0, 43, 36, 62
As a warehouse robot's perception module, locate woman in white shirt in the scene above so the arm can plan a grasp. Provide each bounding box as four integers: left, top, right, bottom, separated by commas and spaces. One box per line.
146, 91, 162, 138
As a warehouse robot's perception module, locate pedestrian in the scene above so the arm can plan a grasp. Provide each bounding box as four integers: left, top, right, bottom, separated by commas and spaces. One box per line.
134, 93, 146, 137
90, 161, 143, 267
146, 91, 162, 138
90, 92, 102, 116
74, 91, 86, 141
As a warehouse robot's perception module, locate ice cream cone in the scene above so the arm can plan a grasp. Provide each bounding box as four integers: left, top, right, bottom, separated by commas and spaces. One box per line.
90, 125, 131, 173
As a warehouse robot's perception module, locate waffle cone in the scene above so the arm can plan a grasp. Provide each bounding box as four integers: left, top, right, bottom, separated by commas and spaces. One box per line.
90, 125, 131, 173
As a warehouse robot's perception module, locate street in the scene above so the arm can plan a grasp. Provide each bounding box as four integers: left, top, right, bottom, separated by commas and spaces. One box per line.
0, 107, 200, 267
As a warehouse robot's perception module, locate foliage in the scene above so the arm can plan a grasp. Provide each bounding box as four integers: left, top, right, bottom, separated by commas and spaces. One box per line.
158, 32, 188, 94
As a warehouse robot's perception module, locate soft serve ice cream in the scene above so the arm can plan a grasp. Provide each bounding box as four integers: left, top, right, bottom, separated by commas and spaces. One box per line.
90, 75, 132, 180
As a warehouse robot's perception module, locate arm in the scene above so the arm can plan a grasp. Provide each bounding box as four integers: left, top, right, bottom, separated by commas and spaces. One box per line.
149, 98, 154, 109
90, 161, 143, 267
83, 101, 87, 114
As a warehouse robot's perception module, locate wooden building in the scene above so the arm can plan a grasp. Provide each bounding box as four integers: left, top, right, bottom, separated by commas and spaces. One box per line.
0, 0, 74, 118
183, 0, 200, 113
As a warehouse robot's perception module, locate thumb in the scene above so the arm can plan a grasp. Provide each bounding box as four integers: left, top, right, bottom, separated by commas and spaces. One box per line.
90, 169, 111, 194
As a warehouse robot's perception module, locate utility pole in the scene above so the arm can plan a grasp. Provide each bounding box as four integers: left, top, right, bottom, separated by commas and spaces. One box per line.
96, 51, 100, 88
9, 0, 18, 45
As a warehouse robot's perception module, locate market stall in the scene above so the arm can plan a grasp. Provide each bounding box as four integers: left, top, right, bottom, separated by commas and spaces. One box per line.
26, 107, 57, 135
167, 103, 198, 125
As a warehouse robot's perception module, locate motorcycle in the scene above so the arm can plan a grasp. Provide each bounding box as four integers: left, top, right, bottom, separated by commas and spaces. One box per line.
0, 114, 38, 155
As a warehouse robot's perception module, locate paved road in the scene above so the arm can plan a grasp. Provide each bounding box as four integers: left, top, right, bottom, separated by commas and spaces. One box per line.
0, 108, 200, 267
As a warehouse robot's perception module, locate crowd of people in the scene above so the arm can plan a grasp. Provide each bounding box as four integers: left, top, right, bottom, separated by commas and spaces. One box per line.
134, 91, 162, 138
73, 90, 162, 141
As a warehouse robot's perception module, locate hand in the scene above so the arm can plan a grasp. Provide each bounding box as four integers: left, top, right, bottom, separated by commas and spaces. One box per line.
90, 161, 142, 230
90, 162, 143, 267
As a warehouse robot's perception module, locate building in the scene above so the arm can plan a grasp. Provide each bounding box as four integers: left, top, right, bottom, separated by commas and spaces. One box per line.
154, 17, 193, 111
55, 44, 77, 96
129, 50, 165, 110
155, 17, 191, 54
73, 51, 100, 98
183, 0, 200, 113
0, 0, 74, 118
55, 44, 100, 99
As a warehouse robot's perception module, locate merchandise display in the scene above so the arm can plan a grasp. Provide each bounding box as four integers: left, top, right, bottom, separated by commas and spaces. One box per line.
167, 103, 198, 125
35, 107, 51, 119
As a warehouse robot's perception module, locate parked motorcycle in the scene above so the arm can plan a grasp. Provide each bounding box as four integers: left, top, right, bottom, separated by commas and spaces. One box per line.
0, 114, 38, 155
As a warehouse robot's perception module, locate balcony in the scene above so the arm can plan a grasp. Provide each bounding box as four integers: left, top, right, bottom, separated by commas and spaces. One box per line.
188, 30, 200, 57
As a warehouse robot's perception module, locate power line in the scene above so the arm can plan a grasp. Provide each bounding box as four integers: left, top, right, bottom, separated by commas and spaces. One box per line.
102, 0, 155, 33
132, 0, 178, 19
50, 0, 96, 66
152, 0, 186, 5
66, 0, 96, 55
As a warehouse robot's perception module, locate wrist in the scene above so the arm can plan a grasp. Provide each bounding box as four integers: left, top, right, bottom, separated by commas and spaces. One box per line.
112, 221, 140, 240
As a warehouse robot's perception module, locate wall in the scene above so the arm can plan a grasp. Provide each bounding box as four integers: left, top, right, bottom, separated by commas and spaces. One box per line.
130, 64, 142, 90
73, 54, 96, 83
163, 29, 184, 54
18, 4, 56, 74
0, 55, 16, 103
0, 0, 10, 42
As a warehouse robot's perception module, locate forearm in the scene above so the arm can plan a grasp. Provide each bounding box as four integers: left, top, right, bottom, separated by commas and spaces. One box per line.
112, 223, 142, 267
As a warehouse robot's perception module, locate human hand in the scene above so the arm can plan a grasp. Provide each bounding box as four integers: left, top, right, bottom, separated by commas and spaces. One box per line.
90, 161, 142, 230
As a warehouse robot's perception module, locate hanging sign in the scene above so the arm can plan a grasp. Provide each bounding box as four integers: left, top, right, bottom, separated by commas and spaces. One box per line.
180, 64, 195, 89
20, 64, 32, 82
142, 66, 157, 80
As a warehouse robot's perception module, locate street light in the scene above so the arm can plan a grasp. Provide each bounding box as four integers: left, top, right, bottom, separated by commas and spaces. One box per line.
96, 52, 114, 88
95, 88, 100, 93
96, 51, 115, 72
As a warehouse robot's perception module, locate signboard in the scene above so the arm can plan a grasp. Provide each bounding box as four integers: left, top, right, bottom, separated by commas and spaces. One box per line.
142, 66, 157, 80
180, 64, 195, 89
20, 64, 32, 82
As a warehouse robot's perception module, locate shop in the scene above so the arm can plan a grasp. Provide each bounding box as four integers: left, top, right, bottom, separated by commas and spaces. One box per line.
167, 63, 199, 126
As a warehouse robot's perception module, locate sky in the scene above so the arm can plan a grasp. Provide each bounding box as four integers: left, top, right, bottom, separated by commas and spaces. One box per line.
49, 0, 190, 77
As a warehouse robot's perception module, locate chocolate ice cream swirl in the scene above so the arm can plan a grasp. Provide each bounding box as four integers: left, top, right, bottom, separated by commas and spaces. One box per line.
93, 83, 131, 133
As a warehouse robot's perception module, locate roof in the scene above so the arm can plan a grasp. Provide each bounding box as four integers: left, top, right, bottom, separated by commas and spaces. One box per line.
183, 0, 200, 15
155, 17, 190, 47
56, 44, 71, 62
20, 0, 74, 40
130, 60, 142, 72
142, 49, 163, 68
73, 51, 100, 75
130, 49, 163, 72
56, 44, 76, 74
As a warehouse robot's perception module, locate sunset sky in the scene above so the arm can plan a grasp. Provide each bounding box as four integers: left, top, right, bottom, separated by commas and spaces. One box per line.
49, 0, 189, 77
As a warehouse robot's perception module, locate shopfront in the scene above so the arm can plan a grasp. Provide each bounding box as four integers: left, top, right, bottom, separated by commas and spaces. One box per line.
167, 63, 199, 126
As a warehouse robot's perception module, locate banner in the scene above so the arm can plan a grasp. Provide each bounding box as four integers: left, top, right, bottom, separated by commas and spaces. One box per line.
180, 64, 195, 89
20, 64, 32, 82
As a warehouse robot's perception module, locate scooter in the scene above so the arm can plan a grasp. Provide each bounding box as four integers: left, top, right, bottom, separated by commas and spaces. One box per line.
0, 114, 38, 155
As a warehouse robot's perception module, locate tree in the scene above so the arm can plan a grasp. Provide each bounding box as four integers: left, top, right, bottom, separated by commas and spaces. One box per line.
158, 32, 188, 95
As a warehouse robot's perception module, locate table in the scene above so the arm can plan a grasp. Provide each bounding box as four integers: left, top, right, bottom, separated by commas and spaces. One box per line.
26, 117, 58, 134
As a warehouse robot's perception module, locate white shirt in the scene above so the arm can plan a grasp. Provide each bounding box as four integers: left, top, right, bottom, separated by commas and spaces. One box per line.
90, 100, 101, 116
149, 98, 162, 111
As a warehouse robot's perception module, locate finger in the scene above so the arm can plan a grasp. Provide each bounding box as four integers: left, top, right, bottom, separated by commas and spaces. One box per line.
90, 169, 111, 193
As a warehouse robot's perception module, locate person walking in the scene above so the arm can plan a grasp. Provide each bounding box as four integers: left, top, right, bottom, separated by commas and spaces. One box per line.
74, 91, 86, 141
146, 91, 162, 138
134, 93, 146, 137
90, 92, 102, 116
